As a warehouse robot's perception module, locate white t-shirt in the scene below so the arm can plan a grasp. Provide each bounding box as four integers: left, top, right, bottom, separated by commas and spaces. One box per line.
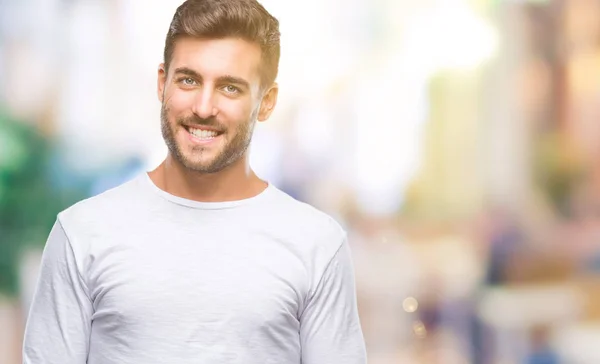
22, 173, 366, 364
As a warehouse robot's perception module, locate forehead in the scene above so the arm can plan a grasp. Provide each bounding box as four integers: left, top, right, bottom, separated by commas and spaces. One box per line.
169, 37, 262, 83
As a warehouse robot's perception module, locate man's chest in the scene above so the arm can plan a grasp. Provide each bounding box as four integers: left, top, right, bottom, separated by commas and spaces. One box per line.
85, 230, 307, 340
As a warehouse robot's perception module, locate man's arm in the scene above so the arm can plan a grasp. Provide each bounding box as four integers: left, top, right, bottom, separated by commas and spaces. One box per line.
300, 239, 367, 364
23, 220, 93, 363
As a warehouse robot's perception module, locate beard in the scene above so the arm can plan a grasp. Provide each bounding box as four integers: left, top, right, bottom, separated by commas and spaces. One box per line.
160, 103, 256, 174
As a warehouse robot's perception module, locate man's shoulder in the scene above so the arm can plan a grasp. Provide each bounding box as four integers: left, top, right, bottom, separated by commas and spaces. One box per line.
57, 174, 144, 228
268, 186, 347, 245
266, 188, 349, 288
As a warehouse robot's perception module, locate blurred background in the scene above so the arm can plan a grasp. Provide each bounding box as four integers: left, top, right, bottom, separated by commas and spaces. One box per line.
1, 0, 600, 362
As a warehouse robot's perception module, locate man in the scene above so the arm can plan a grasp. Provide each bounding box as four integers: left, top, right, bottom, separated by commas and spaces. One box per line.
22, 0, 367, 363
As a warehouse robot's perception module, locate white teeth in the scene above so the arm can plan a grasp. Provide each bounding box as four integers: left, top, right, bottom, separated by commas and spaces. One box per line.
189, 128, 218, 139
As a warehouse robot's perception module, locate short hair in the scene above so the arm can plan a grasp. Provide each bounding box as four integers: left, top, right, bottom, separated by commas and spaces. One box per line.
164, 0, 280, 88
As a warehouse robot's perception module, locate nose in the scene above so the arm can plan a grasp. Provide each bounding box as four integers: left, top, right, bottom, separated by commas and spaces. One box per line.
191, 86, 219, 119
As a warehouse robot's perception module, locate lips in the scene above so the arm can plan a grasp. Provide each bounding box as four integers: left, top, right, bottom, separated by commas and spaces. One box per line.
182, 124, 224, 144
188, 127, 219, 139
184, 123, 223, 134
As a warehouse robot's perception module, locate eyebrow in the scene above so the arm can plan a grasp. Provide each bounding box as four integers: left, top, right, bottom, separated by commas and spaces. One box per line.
173, 67, 251, 90
173, 67, 200, 78
218, 75, 250, 90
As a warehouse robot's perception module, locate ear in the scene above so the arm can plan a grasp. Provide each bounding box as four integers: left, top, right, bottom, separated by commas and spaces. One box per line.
157, 63, 167, 103
257, 83, 279, 122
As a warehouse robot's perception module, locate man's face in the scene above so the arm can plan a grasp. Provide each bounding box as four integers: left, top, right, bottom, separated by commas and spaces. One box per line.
158, 36, 276, 173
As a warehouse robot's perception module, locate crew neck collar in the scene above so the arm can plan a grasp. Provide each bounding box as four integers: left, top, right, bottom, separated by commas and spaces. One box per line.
140, 172, 274, 210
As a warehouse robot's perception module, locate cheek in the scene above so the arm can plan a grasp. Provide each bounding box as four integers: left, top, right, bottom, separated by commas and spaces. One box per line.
165, 88, 195, 115
217, 98, 255, 122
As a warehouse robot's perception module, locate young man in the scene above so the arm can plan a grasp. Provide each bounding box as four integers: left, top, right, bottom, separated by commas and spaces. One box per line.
22, 0, 367, 363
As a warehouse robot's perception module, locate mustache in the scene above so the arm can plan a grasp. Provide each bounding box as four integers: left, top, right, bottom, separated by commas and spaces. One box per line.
177, 115, 226, 132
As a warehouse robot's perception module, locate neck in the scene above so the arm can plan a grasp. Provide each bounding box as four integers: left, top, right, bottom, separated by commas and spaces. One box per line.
148, 153, 267, 202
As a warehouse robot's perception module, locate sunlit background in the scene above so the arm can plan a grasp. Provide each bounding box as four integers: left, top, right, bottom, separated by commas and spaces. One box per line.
2, 0, 600, 362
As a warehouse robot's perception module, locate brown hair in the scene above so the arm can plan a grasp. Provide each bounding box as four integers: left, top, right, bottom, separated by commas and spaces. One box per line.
164, 0, 280, 88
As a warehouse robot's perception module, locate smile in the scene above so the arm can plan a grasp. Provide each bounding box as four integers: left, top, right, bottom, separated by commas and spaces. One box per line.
183, 125, 224, 144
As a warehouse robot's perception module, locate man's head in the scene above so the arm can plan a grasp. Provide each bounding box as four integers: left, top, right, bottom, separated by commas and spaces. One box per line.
158, 0, 280, 174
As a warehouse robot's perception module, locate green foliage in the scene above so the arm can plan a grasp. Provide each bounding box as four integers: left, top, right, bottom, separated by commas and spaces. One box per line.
533, 131, 584, 216
0, 110, 82, 296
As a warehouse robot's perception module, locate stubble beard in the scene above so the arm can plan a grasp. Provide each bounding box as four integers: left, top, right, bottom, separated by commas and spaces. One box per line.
160, 103, 256, 174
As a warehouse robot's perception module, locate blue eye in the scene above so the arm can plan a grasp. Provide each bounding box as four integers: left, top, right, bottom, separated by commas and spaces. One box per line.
223, 85, 240, 94
182, 78, 196, 85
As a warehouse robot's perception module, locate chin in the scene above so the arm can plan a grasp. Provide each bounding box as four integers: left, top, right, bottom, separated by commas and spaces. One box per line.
180, 154, 223, 173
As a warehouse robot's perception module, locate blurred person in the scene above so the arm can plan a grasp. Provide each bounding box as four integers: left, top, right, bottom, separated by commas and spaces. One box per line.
526, 326, 559, 364
21, 1, 366, 363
